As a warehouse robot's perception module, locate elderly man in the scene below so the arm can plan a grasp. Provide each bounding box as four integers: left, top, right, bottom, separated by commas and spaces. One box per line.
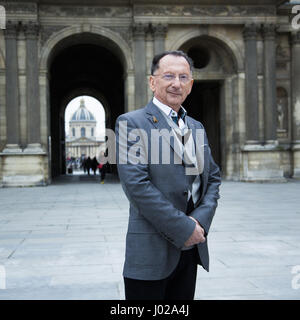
116, 50, 221, 300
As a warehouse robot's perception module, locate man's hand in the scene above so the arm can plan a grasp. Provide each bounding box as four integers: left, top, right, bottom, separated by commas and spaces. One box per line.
184, 216, 206, 247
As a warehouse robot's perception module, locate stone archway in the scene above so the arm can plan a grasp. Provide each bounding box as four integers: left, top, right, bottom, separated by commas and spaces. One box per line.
168, 29, 243, 72
39, 26, 133, 179
171, 33, 241, 178
40, 25, 133, 71
61, 89, 111, 129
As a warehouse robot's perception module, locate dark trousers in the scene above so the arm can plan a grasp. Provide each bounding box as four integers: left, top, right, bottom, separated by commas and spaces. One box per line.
124, 247, 200, 300
100, 169, 106, 181
99, 167, 106, 180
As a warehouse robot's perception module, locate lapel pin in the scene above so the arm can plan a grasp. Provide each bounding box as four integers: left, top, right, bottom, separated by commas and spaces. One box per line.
153, 116, 158, 123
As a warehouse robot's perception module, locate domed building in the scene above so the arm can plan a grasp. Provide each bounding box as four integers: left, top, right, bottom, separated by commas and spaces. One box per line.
65, 98, 105, 160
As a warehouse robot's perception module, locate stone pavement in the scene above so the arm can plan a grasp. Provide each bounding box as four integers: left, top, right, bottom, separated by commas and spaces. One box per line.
0, 172, 299, 300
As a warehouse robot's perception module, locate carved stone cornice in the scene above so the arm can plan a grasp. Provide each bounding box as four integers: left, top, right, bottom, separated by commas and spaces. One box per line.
24, 22, 40, 39
262, 24, 277, 41
39, 5, 131, 18
134, 5, 275, 17
243, 23, 259, 41
152, 23, 168, 39
4, 3, 37, 14
4, 21, 18, 39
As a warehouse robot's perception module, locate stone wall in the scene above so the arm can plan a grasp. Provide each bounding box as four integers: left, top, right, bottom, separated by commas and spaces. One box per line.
0, 1, 299, 185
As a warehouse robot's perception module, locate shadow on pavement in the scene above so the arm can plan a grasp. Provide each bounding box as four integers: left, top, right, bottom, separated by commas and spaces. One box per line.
52, 171, 120, 185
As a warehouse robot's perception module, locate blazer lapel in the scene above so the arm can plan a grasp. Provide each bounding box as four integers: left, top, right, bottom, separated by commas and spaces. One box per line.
145, 101, 183, 161
145, 101, 169, 130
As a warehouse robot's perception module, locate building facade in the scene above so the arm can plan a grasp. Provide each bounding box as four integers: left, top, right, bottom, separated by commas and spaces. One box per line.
65, 98, 104, 160
0, 0, 299, 186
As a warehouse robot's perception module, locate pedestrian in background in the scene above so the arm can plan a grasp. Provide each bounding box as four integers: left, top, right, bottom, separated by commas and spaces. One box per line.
98, 151, 107, 184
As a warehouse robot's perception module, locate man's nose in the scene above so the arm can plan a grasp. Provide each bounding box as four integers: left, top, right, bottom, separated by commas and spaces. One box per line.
171, 77, 181, 87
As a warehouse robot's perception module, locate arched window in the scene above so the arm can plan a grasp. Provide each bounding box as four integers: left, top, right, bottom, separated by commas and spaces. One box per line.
72, 128, 75, 137
91, 128, 94, 137
187, 46, 210, 69
81, 127, 86, 137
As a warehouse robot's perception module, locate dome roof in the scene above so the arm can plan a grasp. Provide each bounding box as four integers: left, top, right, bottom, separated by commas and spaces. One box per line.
71, 99, 95, 121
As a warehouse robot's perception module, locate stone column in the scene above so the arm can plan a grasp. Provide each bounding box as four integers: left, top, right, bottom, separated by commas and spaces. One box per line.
132, 23, 148, 108
291, 32, 300, 144
3, 21, 21, 152
153, 23, 167, 55
124, 70, 135, 112
24, 21, 42, 152
262, 24, 277, 144
243, 24, 260, 144
290, 31, 300, 177
145, 25, 154, 101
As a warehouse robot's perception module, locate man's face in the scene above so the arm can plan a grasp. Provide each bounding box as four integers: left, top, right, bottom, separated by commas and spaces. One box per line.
149, 55, 194, 112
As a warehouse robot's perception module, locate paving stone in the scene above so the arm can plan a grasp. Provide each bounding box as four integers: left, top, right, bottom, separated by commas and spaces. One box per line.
195, 277, 264, 298
0, 284, 120, 300
0, 174, 299, 300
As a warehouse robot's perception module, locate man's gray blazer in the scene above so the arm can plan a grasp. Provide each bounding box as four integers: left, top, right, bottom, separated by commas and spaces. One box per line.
115, 100, 221, 281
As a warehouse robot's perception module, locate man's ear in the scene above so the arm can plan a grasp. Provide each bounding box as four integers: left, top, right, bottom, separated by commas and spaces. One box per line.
149, 75, 155, 92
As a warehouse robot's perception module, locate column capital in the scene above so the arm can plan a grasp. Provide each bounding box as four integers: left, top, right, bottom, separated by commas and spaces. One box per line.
152, 23, 168, 39
132, 23, 147, 40
24, 21, 40, 39
4, 20, 18, 39
243, 23, 259, 41
262, 23, 277, 40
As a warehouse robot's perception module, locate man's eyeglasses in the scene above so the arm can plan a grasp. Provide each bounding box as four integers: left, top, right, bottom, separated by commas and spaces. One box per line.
153, 73, 192, 84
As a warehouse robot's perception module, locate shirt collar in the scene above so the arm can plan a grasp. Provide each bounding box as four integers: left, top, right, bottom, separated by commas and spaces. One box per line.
153, 97, 187, 121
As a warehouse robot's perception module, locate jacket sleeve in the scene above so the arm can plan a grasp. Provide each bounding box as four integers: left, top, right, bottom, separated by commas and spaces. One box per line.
115, 114, 195, 249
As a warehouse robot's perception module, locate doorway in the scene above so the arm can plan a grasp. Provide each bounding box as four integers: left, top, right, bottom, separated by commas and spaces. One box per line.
49, 40, 124, 178
183, 81, 222, 170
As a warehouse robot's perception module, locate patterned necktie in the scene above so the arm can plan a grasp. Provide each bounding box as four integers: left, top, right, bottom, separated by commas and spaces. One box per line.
171, 108, 186, 126
171, 114, 179, 126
